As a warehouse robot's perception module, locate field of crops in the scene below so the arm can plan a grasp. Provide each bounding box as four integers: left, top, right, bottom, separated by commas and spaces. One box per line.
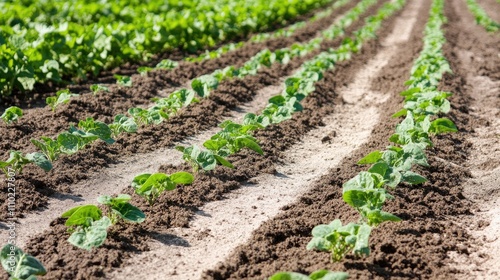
0, 0, 499, 279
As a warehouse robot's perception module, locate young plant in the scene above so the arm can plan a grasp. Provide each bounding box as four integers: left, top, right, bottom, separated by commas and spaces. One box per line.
46, 89, 79, 112
0, 151, 31, 175
62, 204, 108, 250
90, 84, 109, 94
30, 137, 61, 162
270, 270, 348, 280
155, 59, 178, 70
108, 115, 138, 137
1, 244, 47, 280
114, 74, 132, 87
74, 117, 115, 144
307, 219, 371, 262
342, 171, 402, 226
1, 106, 23, 124
191, 75, 218, 97
97, 194, 145, 224
137, 67, 153, 76
61, 194, 145, 250
203, 120, 263, 157
131, 172, 194, 205
176, 145, 234, 172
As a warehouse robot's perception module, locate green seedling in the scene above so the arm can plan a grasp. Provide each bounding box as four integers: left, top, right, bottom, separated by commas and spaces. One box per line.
1, 244, 46, 280
269, 270, 349, 280
307, 219, 371, 262
1, 106, 23, 124
46, 89, 79, 112
131, 172, 194, 205
90, 84, 109, 94
114, 75, 132, 87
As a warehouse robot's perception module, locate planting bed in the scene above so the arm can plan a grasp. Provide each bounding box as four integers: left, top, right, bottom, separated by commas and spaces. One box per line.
0, 0, 499, 279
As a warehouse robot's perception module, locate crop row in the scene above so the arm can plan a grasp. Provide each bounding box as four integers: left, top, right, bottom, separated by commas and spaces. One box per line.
0, 0, 330, 96
0, 0, 358, 176
465, 0, 500, 32
0, 0, 395, 278
271, 0, 459, 278
0, 0, 345, 121
177, 0, 400, 173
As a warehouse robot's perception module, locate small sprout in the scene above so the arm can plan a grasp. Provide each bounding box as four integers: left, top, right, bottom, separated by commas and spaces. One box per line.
1, 106, 23, 124
46, 89, 79, 112
131, 172, 194, 205
269, 270, 349, 280
90, 84, 109, 95
1, 244, 47, 280
114, 75, 132, 87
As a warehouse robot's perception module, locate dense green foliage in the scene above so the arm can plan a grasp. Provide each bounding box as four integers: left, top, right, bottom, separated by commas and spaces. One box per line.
0, 0, 330, 96
465, 0, 500, 32
61, 194, 145, 250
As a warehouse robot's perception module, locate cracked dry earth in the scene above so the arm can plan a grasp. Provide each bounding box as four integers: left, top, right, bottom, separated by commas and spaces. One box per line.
0, 0, 499, 279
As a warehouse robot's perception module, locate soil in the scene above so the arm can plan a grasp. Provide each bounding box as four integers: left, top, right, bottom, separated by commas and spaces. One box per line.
0, 0, 363, 218
0, 0, 499, 279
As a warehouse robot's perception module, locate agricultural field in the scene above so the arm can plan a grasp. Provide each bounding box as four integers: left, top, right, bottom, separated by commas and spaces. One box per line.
0, 0, 499, 279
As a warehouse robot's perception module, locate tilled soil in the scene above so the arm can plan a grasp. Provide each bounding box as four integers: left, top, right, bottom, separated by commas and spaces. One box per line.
204, 0, 500, 279
1, 0, 499, 279
0, 0, 373, 218
0, 1, 338, 111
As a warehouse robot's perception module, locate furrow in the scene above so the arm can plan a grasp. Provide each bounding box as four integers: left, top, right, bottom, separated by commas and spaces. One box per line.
109, 1, 422, 278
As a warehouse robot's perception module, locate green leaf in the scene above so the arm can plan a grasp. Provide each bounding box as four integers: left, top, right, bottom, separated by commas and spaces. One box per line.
62, 205, 102, 227
402, 143, 429, 167
353, 223, 371, 256
25, 152, 52, 172
114, 74, 132, 87
214, 155, 234, 169
109, 114, 138, 136
170, 171, 195, 184
1, 106, 23, 124
236, 137, 264, 155
269, 272, 310, 280
97, 195, 112, 205
191, 75, 218, 97
90, 84, 109, 94
46, 89, 79, 111
156, 59, 178, 70
112, 203, 145, 223
365, 209, 401, 226
131, 173, 151, 189
1, 245, 46, 280
429, 118, 457, 134
392, 108, 407, 118
269, 270, 349, 280
399, 87, 421, 97
402, 170, 427, 184
78, 117, 115, 144
140, 173, 170, 193
357, 151, 382, 165
310, 270, 349, 280
68, 216, 112, 250
57, 132, 84, 154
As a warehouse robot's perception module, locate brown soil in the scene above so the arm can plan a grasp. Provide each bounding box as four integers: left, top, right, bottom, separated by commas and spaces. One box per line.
203, 0, 497, 279
0, 1, 338, 110
0, 1, 398, 279
0, 0, 368, 219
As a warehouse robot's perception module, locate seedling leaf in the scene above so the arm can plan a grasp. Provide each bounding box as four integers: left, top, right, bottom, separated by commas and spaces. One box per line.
68, 216, 111, 250
62, 205, 102, 227
357, 151, 382, 165
1, 244, 46, 280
